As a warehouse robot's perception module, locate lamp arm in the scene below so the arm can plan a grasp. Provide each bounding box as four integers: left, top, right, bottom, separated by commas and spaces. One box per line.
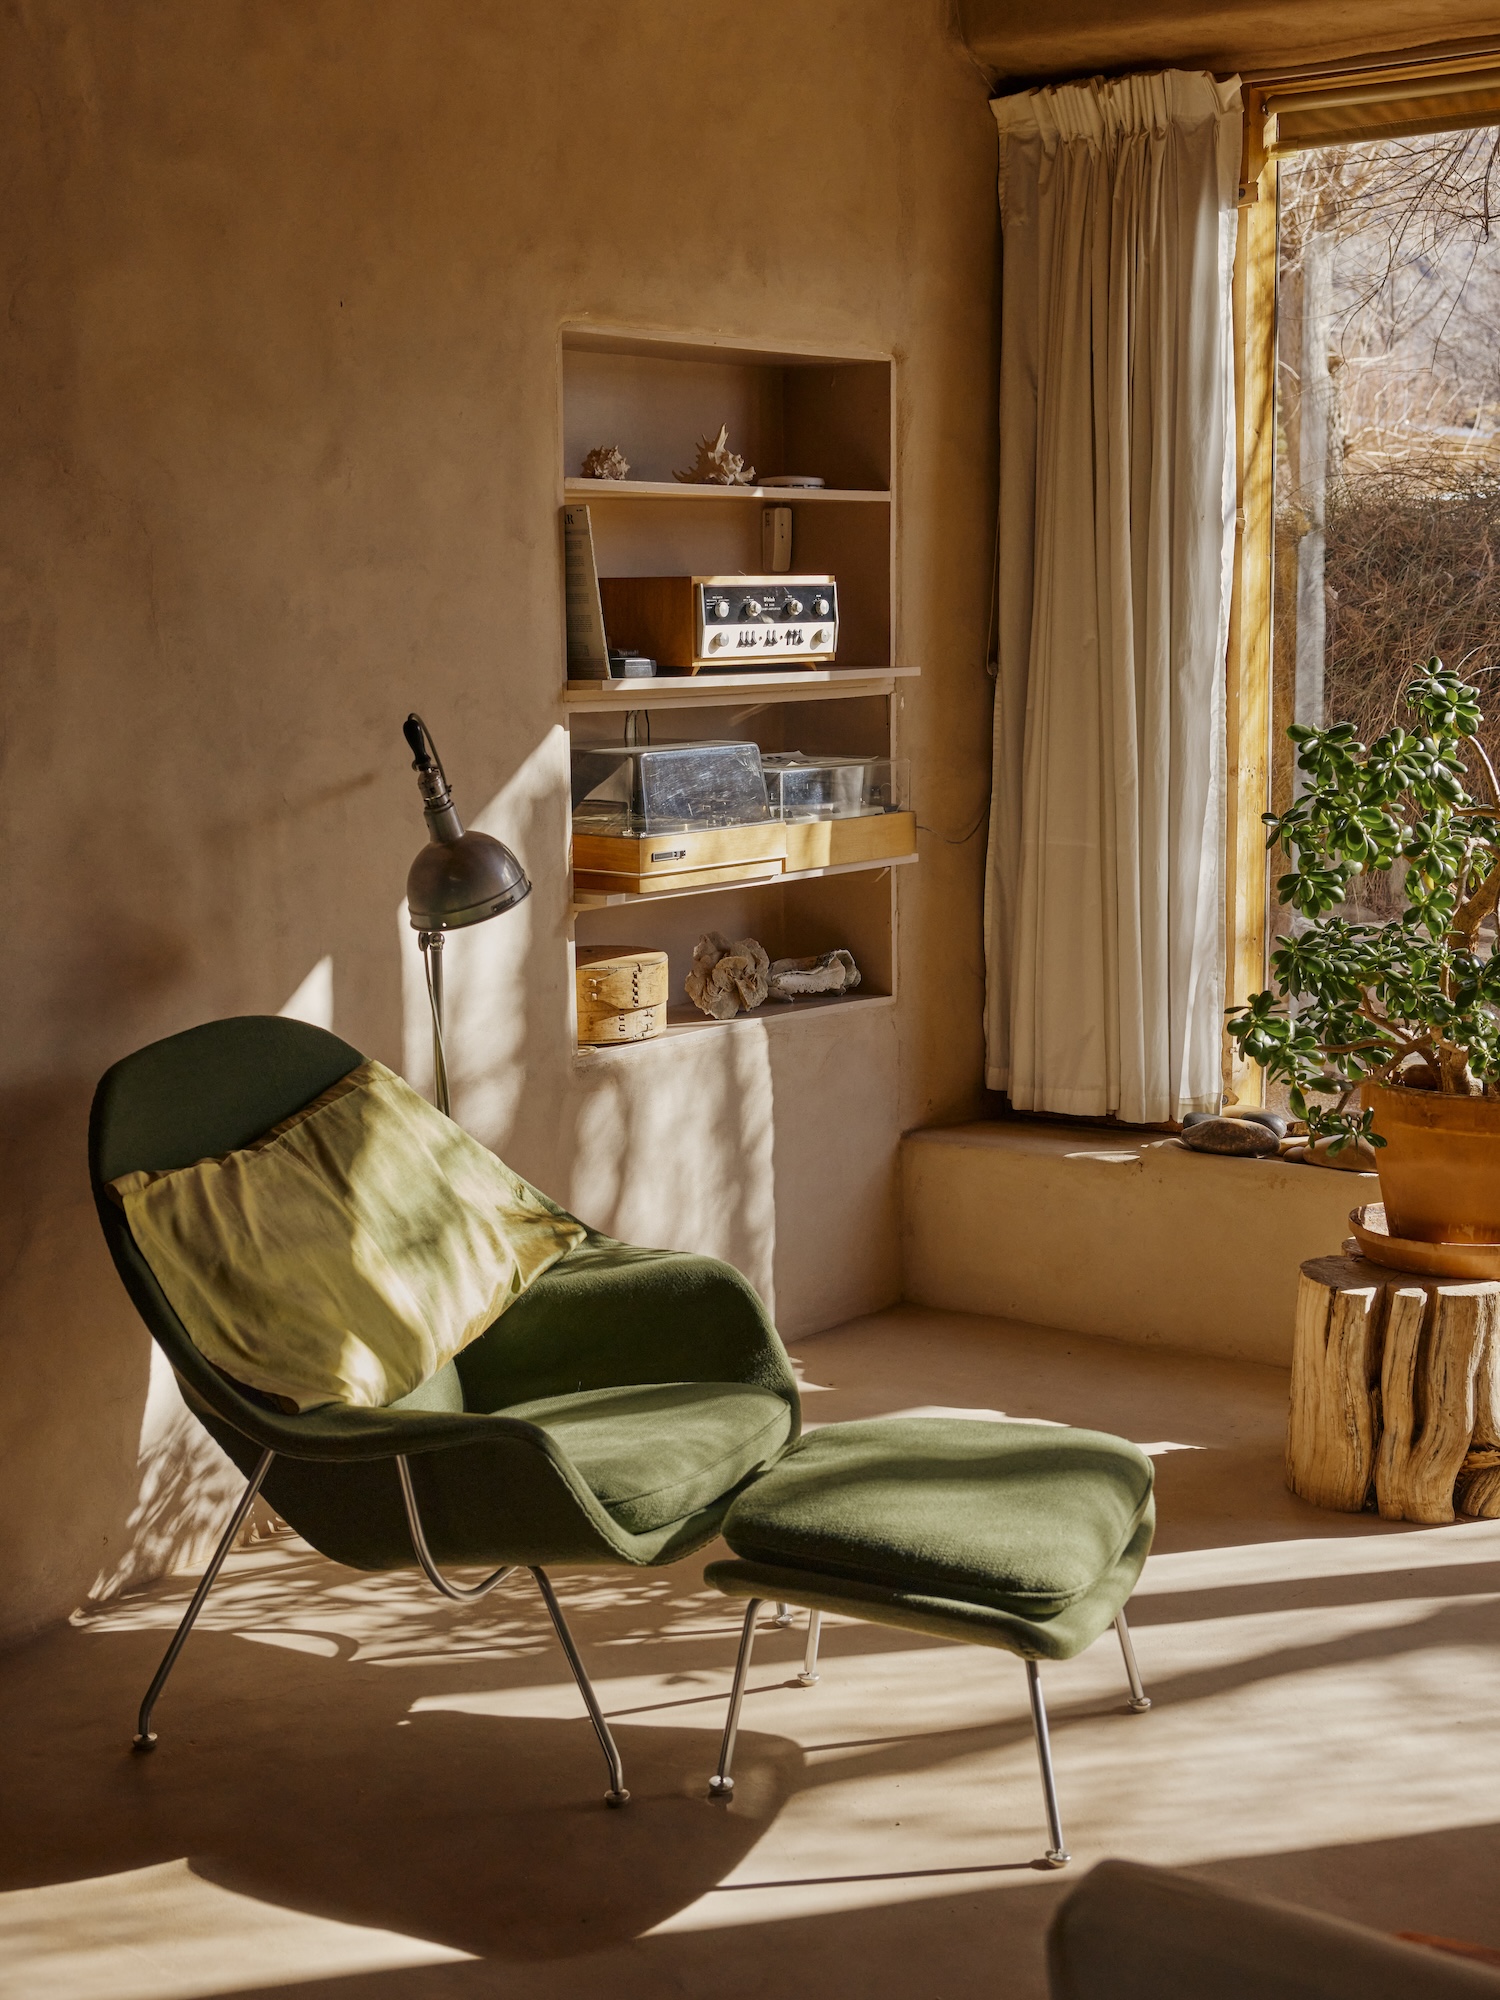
405, 713, 464, 841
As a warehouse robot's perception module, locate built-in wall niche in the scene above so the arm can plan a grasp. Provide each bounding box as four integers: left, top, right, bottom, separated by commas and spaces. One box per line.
573, 865, 897, 1036
558, 323, 910, 1052
562, 334, 890, 490
567, 692, 892, 764
560, 327, 895, 675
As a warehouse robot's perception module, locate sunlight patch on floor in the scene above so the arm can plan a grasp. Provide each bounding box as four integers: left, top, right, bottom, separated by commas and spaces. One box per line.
0, 1859, 470, 2000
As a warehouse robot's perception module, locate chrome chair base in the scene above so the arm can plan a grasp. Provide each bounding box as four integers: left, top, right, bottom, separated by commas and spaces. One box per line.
132, 1447, 275, 1752
708, 1597, 1153, 1869
129, 1451, 631, 1806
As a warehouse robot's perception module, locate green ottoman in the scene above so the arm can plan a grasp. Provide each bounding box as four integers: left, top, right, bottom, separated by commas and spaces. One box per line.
703, 1418, 1156, 1866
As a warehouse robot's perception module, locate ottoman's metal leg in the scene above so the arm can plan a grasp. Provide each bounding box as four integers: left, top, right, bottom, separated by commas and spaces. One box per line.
709, 1598, 763, 1800
771, 1602, 794, 1628
1115, 1610, 1152, 1712
795, 1609, 823, 1687
1025, 1660, 1071, 1868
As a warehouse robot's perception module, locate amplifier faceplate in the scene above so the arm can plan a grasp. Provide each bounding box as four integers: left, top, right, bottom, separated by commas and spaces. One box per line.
695, 576, 838, 665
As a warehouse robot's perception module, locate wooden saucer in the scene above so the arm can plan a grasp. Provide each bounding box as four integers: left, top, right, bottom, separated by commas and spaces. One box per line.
1350, 1203, 1500, 1280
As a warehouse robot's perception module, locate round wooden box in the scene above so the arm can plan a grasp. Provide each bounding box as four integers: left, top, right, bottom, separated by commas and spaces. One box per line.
576, 947, 669, 1045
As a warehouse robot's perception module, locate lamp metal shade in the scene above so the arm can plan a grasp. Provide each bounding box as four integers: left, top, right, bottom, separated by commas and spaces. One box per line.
407, 830, 531, 931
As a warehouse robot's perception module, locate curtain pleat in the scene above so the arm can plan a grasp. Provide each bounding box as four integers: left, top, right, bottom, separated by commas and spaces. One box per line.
984, 70, 1241, 1124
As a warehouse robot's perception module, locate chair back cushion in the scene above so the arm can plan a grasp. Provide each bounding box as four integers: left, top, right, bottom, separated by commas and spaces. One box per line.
109, 1057, 585, 1411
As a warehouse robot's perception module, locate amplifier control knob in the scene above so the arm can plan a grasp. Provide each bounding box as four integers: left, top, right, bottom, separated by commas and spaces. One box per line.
810, 627, 832, 650
709, 596, 731, 619
811, 595, 831, 617
782, 596, 804, 618
740, 597, 764, 620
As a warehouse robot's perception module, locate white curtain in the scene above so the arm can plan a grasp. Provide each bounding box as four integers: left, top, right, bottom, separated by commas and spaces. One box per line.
984, 71, 1242, 1124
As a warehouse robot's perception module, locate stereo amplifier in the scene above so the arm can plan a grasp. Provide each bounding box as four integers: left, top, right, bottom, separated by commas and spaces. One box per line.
598, 574, 838, 674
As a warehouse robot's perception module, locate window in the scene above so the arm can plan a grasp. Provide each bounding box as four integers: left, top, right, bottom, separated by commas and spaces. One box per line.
1226, 56, 1500, 1107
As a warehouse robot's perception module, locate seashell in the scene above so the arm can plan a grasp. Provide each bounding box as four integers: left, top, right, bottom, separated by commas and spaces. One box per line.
675, 424, 755, 487
581, 444, 630, 480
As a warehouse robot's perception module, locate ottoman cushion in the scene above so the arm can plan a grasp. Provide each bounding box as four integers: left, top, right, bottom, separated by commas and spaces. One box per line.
709, 1417, 1154, 1659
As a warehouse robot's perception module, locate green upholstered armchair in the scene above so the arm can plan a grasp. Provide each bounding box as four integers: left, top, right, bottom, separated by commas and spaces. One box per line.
89, 1016, 800, 1804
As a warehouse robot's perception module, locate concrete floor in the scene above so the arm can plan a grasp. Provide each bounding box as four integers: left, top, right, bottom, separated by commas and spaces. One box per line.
5, 1305, 1500, 1999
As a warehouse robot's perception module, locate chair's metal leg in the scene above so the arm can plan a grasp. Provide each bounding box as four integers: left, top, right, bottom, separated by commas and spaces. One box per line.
396, 1457, 515, 1602
132, 1448, 275, 1752
1115, 1610, 1152, 1712
771, 1601, 793, 1628
1025, 1659, 1071, 1868
530, 1568, 630, 1807
795, 1608, 823, 1686
709, 1597, 763, 1800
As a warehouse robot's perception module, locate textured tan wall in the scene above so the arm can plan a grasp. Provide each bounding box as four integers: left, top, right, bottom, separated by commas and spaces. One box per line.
904, 1123, 1373, 1366
0, 2, 998, 1643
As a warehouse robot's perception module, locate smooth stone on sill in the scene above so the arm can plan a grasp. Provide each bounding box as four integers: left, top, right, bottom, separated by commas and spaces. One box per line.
1178, 1117, 1280, 1158
1236, 1108, 1288, 1139
1183, 1108, 1289, 1139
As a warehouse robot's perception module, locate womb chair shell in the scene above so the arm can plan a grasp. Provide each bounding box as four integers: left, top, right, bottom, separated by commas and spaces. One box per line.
89, 1015, 800, 1797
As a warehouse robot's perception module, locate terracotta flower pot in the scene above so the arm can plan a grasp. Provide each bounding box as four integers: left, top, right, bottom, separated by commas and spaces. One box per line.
1363, 1079, 1500, 1243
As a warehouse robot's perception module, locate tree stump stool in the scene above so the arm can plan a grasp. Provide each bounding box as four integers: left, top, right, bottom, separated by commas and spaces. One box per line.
1288, 1254, 1500, 1524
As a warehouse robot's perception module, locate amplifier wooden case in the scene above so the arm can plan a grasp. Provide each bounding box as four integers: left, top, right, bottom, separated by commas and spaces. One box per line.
598, 575, 838, 674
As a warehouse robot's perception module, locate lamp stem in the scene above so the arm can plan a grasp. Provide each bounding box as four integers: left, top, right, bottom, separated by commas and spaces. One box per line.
420, 930, 451, 1117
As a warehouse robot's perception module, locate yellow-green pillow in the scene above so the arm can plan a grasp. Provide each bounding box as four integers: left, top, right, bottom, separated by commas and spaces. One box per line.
110, 1059, 586, 1413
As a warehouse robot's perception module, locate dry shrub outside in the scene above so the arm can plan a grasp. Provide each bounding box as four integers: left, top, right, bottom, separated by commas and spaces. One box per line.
1280, 443, 1500, 921
1323, 447, 1500, 752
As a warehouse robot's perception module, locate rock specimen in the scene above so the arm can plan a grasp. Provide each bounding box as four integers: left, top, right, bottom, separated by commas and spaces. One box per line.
581, 444, 630, 480
1178, 1116, 1279, 1157
675, 424, 755, 487
684, 933, 770, 1020
767, 949, 861, 1002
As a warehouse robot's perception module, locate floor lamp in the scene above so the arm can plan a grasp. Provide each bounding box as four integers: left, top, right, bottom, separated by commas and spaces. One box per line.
403, 714, 530, 1116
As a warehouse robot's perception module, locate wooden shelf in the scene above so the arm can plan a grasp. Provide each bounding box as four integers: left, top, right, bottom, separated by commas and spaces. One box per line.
564, 665, 917, 710
571, 850, 916, 911
564, 478, 889, 504
575, 987, 895, 1057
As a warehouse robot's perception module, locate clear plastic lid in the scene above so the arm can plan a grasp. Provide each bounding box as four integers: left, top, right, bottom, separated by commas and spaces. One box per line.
761, 753, 909, 821
571, 739, 770, 828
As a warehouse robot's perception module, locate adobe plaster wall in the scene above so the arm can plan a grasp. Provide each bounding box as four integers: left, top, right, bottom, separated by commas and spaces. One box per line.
0, 2, 999, 1644
903, 1122, 1376, 1366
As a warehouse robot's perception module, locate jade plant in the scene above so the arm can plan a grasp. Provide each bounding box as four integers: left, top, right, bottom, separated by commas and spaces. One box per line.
1228, 664, 1500, 1151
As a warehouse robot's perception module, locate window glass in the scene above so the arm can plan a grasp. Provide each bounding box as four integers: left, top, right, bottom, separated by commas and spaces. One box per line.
1268, 128, 1500, 1103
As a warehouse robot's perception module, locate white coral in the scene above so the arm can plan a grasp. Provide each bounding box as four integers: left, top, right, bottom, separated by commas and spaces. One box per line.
767, 949, 861, 1002
684, 932, 771, 1019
